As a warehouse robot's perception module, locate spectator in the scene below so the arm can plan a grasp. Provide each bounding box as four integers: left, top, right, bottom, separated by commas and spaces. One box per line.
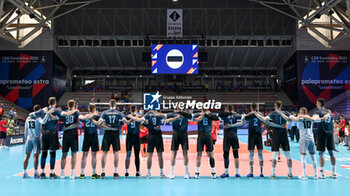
339, 115, 346, 145
9, 107, 14, 118
0, 104, 4, 118
7, 116, 15, 135
204, 83, 209, 92
0, 115, 8, 148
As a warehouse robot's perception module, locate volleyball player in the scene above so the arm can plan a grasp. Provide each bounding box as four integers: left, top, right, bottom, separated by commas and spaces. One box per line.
124, 106, 145, 178
312, 98, 337, 178
283, 107, 329, 180
30, 97, 78, 179
143, 110, 168, 178
254, 100, 293, 179
165, 110, 193, 179
97, 99, 126, 179
219, 105, 245, 179
244, 103, 265, 178
193, 109, 219, 179
60, 100, 80, 179
79, 103, 100, 179
23, 105, 49, 179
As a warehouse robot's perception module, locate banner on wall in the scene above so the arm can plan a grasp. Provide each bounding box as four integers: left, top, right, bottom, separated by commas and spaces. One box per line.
297, 51, 350, 109
167, 9, 182, 37
0, 51, 66, 110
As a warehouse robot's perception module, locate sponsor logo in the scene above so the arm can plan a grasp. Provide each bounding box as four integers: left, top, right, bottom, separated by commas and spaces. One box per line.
10, 137, 24, 144
143, 92, 222, 110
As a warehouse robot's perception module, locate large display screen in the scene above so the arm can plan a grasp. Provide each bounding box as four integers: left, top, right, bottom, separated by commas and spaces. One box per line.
151, 44, 198, 74
297, 51, 350, 109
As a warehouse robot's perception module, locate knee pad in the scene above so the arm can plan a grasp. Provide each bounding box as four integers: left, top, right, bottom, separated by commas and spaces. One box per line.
41, 151, 48, 159
272, 151, 278, 160
284, 151, 291, 160
249, 151, 254, 162
233, 150, 239, 159
50, 151, 56, 159
258, 150, 263, 161
126, 151, 132, 160
209, 157, 215, 168
319, 151, 325, 159
223, 151, 229, 159
328, 150, 334, 158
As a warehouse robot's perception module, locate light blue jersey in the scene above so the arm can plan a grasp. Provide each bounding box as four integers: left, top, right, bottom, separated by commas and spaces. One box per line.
25, 116, 44, 140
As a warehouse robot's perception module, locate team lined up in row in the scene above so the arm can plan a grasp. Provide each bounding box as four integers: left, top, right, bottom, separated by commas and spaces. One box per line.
23, 97, 336, 180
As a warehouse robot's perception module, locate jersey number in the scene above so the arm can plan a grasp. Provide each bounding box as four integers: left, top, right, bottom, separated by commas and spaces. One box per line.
109, 116, 116, 124
65, 115, 74, 124
302, 121, 311, 129
29, 121, 35, 129
203, 118, 208, 126
131, 121, 136, 128
152, 117, 157, 125
253, 118, 258, 127
86, 120, 95, 127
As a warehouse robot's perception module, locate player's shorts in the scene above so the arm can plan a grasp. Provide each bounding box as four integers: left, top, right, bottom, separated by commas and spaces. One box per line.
317, 131, 335, 151
126, 134, 140, 152
147, 133, 164, 153
197, 132, 213, 152
82, 134, 99, 152
101, 131, 120, 152
339, 131, 345, 137
223, 131, 239, 152
140, 135, 148, 144
0, 131, 6, 139
62, 129, 79, 153
248, 133, 263, 150
171, 131, 189, 151
41, 131, 59, 151
271, 131, 290, 151
299, 138, 315, 154
25, 138, 40, 155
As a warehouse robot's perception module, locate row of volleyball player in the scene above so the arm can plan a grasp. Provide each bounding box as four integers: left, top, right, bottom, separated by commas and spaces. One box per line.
22, 97, 336, 180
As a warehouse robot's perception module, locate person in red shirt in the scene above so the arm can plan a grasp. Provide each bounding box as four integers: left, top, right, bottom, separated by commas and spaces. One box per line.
139, 124, 149, 160
339, 115, 346, 145
0, 115, 8, 148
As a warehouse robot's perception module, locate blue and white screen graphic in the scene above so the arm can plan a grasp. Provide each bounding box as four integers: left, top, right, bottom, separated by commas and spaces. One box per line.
151, 44, 198, 74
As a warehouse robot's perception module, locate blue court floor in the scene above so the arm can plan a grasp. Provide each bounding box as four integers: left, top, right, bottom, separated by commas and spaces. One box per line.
1, 135, 350, 196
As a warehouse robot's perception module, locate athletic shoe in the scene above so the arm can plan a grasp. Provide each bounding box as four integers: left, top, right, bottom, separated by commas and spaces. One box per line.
80, 174, 85, 179
211, 172, 217, 179
235, 174, 241, 179
125, 172, 129, 178
0, 145, 3, 149
319, 172, 325, 179
60, 174, 65, 179
270, 175, 277, 180
50, 173, 58, 179
3, 145, 8, 148
194, 172, 200, 179
92, 173, 100, 179
313, 175, 318, 180
136, 172, 141, 178
331, 173, 337, 179
40, 173, 46, 179
220, 173, 229, 178
247, 173, 254, 178
70, 174, 76, 179
288, 174, 293, 179
113, 173, 120, 179
168, 174, 175, 179
23, 172, 29, 179
184, 173, 190, 179
34, 172, 40, 179
101, 173, 106, 179
146, 174, 152, 179
259, 174, 265, 179
298, 175, 307, 180
160, 174, 166, 179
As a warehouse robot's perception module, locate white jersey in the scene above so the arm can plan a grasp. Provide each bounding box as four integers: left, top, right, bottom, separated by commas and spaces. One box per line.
298, 119, 314, 140
25, 116, 43, 140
